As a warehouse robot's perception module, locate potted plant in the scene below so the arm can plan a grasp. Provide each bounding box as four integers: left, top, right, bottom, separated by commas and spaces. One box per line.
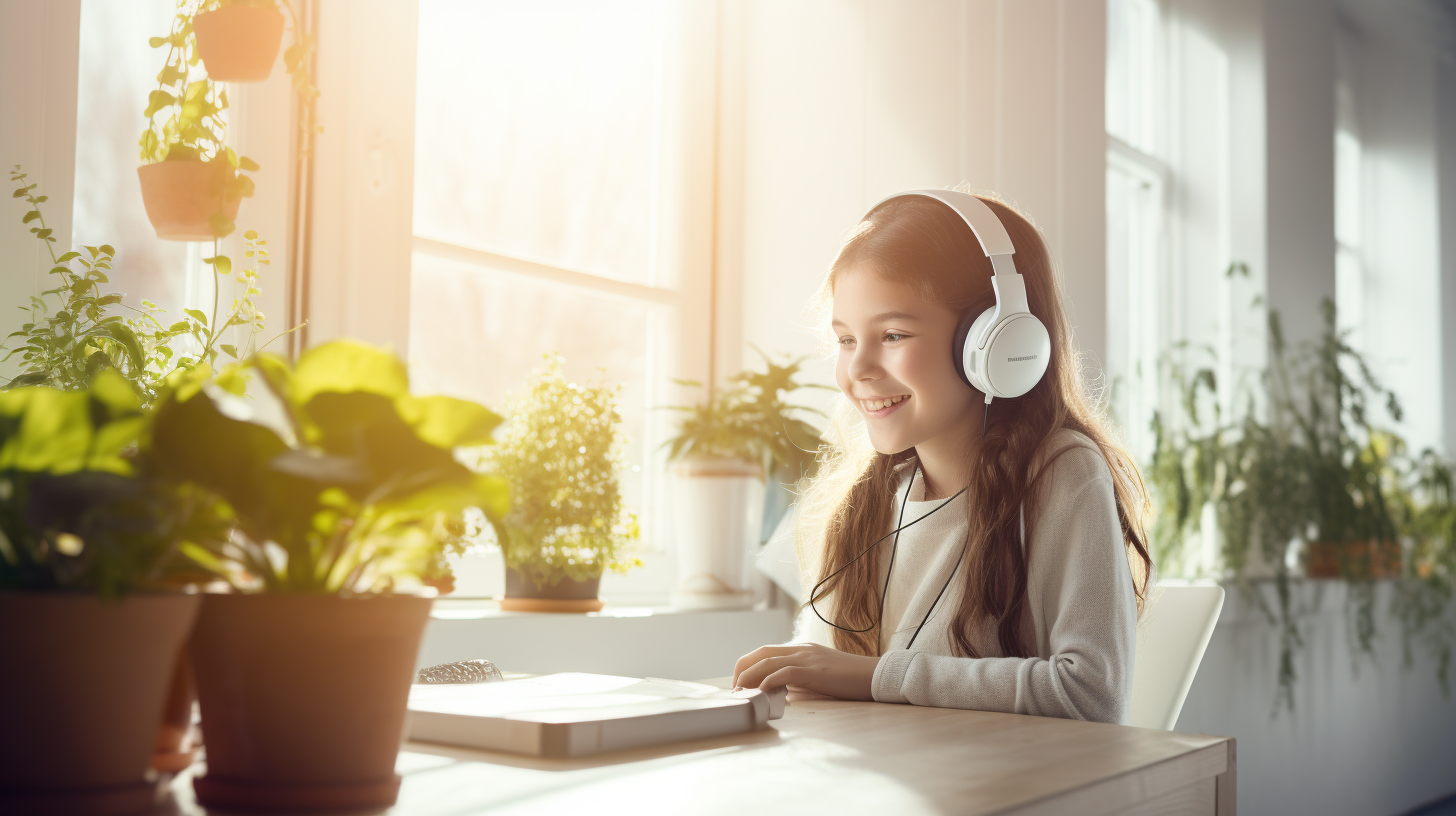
144, 339, 506, 811
479, 353, 640, 612
0, 370, 226, 815
138, 6, 258, 241
5, 169, 295, 776
661, 349, 828, 609
1148, 289, 1456, 709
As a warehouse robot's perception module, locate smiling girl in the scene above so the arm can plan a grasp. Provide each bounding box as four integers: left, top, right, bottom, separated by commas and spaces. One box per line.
731, 190, 1153, 724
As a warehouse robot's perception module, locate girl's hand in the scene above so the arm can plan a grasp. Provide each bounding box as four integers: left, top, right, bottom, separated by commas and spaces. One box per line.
731, 643, 880, 701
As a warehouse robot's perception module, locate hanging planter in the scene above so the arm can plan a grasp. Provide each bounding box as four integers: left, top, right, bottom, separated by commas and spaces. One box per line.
0, 593, 200, 816
668, 457, 764, 610
137, 158, 245, 242
189, 594, 432, 812
193, 3, 286, 82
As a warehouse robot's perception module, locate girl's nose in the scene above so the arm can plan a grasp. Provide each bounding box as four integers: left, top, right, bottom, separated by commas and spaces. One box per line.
846, 345, 883, 383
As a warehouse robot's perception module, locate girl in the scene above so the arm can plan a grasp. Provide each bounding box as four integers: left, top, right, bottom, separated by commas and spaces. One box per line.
730, 190, 1153, 724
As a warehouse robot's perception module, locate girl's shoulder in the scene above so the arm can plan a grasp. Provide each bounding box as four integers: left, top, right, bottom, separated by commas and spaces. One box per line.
1029, 428, 1115, 494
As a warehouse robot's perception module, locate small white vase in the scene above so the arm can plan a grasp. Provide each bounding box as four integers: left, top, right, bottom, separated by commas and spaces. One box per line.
669, 457, 765, 610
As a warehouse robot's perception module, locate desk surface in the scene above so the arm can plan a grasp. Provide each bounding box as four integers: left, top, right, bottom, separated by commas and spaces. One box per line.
166, 685, 1234, 816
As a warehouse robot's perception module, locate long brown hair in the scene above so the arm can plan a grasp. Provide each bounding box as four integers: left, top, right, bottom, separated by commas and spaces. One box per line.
798, 191, 1154, 658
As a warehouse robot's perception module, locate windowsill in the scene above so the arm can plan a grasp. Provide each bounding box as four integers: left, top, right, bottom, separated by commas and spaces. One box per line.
430, 597, 786, 620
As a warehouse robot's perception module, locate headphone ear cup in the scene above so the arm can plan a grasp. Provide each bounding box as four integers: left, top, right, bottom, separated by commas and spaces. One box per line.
958, 307, 997, 394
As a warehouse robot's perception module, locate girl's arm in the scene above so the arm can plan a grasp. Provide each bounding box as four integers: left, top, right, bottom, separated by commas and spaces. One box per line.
872, 447, 1137, 724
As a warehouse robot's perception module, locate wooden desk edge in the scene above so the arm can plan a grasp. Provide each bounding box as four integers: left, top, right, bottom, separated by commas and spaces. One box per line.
994, 735, 1235, 816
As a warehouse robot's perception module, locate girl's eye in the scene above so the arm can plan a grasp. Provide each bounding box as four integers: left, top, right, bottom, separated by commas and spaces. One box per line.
837, 336, 855, 347
884, 333, 906, 343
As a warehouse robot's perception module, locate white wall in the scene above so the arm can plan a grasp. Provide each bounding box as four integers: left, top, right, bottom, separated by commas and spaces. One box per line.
0, 0, 80, 380
1177, 581, 1456, 816
723, 0, 1108, 403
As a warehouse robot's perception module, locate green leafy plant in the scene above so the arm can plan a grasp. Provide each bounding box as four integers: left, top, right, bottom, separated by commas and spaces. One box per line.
145, 340, 509, 594
5, 169, 287, 404
1149, 288, 1455, 710
0, 369, 227, 596
479, 353, 640, 588
662, 347, 831, 482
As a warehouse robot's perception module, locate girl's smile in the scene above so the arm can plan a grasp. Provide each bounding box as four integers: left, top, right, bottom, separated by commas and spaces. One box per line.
858, 394, 910, 417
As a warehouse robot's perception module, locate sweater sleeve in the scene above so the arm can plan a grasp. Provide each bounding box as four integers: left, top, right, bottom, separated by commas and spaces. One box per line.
869, 450, 1137, 724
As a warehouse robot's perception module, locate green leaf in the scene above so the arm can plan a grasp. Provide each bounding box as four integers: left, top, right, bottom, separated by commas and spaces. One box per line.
33, 228, 52, 240
294, 340, 410, 406
211, 255, 232, 276
11, 189, 26, 198
397, 395, 504, 449
56, 251, 79, 263
22, 210, 39, 223
238, 156, 260, 172
209, 214, 235, 238
144, 90, 176, 119
184, 309, 209, 326
99, 244, 114, 257
100, 324, 145, 371
97, 294, 122, 307
244, 229, 259, 240
220, 344, 239, 359
149, 36, 167, 48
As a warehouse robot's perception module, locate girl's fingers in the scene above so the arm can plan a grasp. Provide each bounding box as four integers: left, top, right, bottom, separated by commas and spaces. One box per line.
735, 654, 804, 690
732, 644, 803, 686
758, 666, 805, 692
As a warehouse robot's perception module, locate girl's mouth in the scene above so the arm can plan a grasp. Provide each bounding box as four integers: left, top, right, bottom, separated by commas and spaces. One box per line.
859, 394, 909, 418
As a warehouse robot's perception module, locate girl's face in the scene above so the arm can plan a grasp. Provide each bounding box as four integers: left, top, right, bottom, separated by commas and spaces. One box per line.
832, 265, 982, 455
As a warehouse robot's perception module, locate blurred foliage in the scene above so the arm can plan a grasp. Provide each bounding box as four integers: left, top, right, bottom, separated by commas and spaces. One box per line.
662, 346, 831, 483
145, 340, 509, 594
0, 370, 228, 596
472, 353, 640, 588
1149, 286, 1455, 710
5, 169, 284, 404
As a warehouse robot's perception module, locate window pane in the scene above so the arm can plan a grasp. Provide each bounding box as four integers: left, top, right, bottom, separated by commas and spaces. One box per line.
74, 0, 205, 320
1106, 162, 1162, 462
408, 251, 672, 536
413, 0, 667, 286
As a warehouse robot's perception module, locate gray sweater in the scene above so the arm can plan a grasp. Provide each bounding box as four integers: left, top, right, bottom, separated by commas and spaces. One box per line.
793, 430, 1137, 724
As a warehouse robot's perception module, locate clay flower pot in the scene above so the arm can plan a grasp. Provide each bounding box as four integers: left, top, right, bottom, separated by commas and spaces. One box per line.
501, 559, 604, 613
1306, 539, 1403, 579
193, 4, 286, 82
0, 592, 200, 816
188, 593, 433, 812
668, 457, 765, 610
137, 159, 242, 242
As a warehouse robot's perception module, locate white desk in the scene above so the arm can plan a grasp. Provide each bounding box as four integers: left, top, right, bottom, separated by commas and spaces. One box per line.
163, 687, 1234, 815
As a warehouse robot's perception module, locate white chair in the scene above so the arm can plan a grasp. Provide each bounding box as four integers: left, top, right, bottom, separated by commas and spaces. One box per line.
1127, 583, 1225, 731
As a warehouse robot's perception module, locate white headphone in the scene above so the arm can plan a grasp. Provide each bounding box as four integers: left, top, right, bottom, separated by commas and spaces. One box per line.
865, 190, 1051, 405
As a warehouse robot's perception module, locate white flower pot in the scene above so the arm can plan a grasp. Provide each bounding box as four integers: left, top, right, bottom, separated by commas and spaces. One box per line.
669, 457, 765, 610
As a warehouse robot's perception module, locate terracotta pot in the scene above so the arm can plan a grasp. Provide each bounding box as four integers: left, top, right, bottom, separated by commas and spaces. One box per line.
137, 160, 242, 242
1306, 539, 1402, 579
0, 592, 200, 815
193, 4, 286, 82
501, 562, 604, 612
188, 593, 433, 812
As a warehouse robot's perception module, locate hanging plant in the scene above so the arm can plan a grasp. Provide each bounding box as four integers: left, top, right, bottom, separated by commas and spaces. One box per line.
193, 0, 320, 105
138, 2, 258, 241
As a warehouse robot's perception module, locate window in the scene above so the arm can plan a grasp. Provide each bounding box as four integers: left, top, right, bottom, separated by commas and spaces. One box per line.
409, 0, 713, 579
1105, 0, 1168, 461
1334, 61, 1364, 352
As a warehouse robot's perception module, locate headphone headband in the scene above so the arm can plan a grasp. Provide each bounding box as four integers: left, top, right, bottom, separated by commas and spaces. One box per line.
869, 190, 1017, 268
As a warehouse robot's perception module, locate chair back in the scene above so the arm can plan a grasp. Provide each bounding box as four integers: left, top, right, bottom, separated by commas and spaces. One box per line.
1127, 584, 1224, 730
